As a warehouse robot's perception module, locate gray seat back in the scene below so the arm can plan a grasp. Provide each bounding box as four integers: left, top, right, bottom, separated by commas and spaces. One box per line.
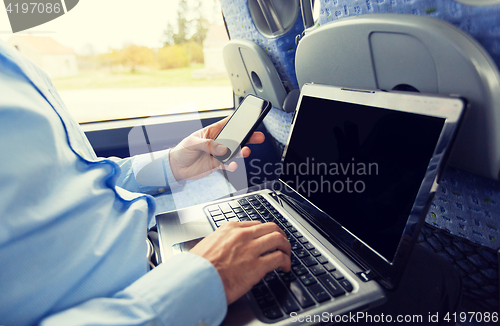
295, 14, 500, 180
223, 39, 288, 109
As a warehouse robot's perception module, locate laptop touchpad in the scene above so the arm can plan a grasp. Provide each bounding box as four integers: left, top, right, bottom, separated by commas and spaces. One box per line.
156, 205, 213, 260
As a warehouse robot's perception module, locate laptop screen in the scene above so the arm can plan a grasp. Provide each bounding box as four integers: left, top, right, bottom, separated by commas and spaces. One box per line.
280, 95, 445, 263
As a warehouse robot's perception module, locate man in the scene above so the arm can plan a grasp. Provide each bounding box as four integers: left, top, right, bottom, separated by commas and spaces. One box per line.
0, 40, 463, 326
0, 40, 291, 325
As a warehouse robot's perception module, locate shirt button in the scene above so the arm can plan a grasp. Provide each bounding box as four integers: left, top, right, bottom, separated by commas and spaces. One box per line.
158, 188, 166, 194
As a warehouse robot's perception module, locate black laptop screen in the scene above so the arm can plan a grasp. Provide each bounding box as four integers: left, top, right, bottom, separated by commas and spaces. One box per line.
280, 95, 445, 262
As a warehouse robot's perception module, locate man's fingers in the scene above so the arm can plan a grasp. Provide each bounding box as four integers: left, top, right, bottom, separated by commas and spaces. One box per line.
224, 161, 238, 172
253, 231, 291, 258
214, 160, 238, 173
250, 222, 286, 239
221, 221, 286, 242
203, 116, 230, 139
181, 137, 232, 172
195, 219, 292, 304
240, 146, 251, 158
185, 137, 227, 156
258, 250, 292, 273
246, 131, 265, 144
217, 220, 260, 233
208, 140, 228, 156
206, 116, 230, 133
223, 220, 261, 229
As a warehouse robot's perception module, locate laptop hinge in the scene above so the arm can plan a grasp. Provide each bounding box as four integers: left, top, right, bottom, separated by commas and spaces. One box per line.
276, 191, 382, 283
356, 270, 377, 282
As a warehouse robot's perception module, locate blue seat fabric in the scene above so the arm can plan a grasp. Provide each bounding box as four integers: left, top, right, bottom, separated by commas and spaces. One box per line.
316, 0, 500, 70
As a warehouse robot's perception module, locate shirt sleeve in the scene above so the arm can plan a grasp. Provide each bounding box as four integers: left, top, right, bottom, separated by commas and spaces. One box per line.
40, 253, 228, 326
0, 41, 224, 326
110, 149, 185, 195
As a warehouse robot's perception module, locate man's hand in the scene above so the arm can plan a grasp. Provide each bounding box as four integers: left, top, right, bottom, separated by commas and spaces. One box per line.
190, 221, 291, 305
169, 116, 265, 181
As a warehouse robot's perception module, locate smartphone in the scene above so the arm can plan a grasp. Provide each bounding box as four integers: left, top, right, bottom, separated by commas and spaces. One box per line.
213, 95, 271, 163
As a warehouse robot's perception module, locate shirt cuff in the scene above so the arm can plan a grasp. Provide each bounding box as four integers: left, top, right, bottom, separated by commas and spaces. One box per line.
131, 149, 185, 195
163, 148, 186, 191
128, 253, 228, 326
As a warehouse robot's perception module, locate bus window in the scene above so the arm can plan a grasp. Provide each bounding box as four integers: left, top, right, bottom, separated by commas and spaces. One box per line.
0, 0, 233, 123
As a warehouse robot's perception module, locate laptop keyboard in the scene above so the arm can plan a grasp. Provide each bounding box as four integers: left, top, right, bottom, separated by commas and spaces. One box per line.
205, 194, 354, 320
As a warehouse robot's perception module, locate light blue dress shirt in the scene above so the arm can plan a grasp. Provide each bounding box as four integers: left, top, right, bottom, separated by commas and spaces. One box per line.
0, 41, 227, 325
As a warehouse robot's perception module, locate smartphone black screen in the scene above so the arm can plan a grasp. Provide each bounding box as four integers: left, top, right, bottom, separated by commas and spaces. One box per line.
214, 95, 270, 163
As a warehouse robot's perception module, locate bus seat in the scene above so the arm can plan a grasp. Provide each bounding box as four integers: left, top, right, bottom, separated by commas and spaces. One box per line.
417, 168, 500, 313
314, 0, 500, 71
295, 14, 500, 180
295, 12, 500, 314
220, 0, 304, 157
223, 39, 288, 112
221, 0, 304, 91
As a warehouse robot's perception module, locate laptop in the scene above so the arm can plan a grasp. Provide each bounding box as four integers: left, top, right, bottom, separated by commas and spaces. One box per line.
156, 83, 465, 325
